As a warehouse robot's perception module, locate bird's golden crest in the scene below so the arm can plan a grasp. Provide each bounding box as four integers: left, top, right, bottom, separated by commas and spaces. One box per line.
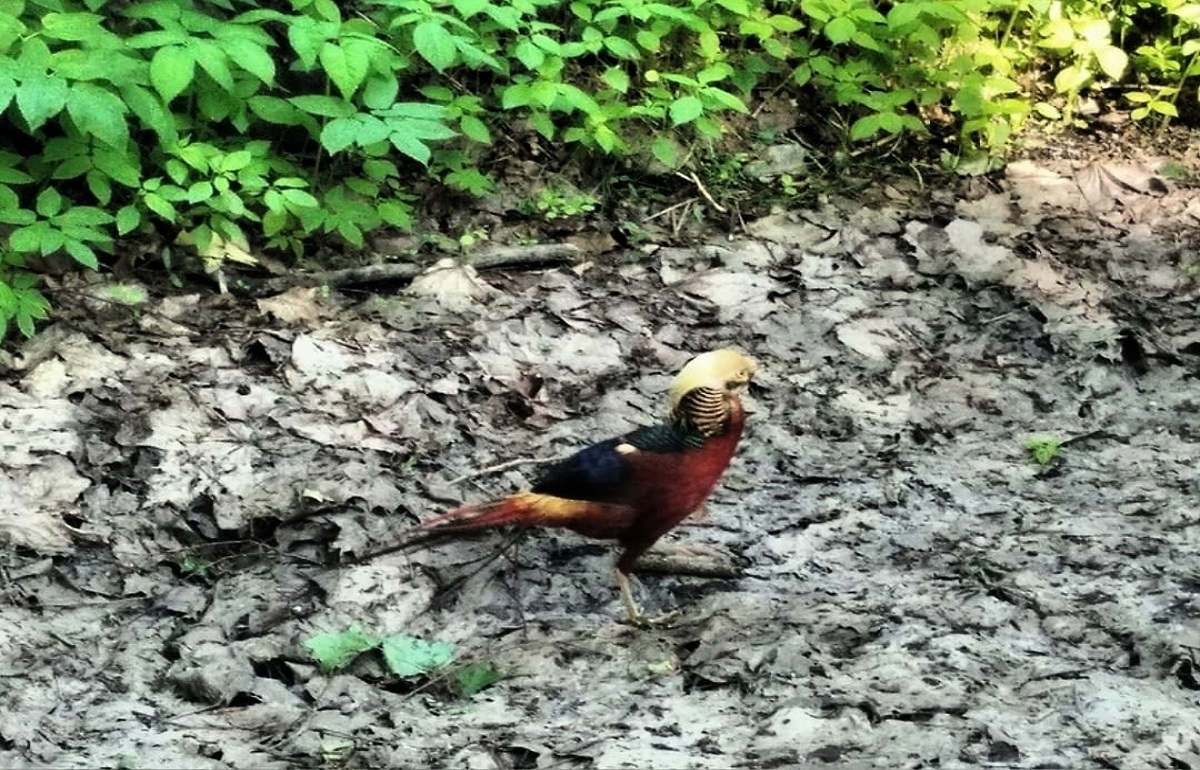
667, 348, 757, 410
667, 348, 757, 436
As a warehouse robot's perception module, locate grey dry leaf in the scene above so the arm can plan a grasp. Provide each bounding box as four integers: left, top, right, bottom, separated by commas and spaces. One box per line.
407, 258, 497, 310
0, 455, 89, 553
256, 286, 331, 323
678, 270, 784, 323
835, 318, 899, 362
944, 218, 1019, 286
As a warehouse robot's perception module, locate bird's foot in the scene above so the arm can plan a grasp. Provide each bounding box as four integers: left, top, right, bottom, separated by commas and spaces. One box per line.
626, 609, 682, 628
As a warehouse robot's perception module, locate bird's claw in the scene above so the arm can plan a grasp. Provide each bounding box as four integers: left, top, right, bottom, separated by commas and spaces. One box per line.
625, 609, 681, 628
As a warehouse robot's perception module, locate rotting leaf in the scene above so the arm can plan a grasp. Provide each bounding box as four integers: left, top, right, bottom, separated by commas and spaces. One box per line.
455, 661, 504, 696
381, 635, 455, 677
304, 626, 381, 672
256, 286, 330, 323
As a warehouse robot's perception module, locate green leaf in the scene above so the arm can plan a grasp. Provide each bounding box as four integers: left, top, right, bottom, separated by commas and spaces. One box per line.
223, 36, 276, 86
288, 16, 334, 69
94, 147, 142, 188
290, 95, 355, 118
248, 95, 308, 126
669, 95, 703, 125
188, 39, 234, 93
555, 83, 600, 116
0, 74, 15, 115
389, 132, 432, 164
1024, 436, 1062, 465
116, 205, 140, 235
41, 12, 112, 42
126, 29, 188, 48
67, 82, 129, 148
768, 14, 802, 32
150, 45, 195, 103
697, 63, 733, 84
142, 191, 176, 222
36, 188, 63, 218
824, 16, 856, 44
304, 627, 380, 672
702, 86, 748, 113
501, 82, 532, 109
16, 73, 69, 131
651, 136, 678, 168
635, 30, 660, 53
281, 188, 319, 208
459, 114, 491, 144
1095, 45, 1127, 80
603, 67, 629, 93
455, 662, 503, 696
1053, 64, 1089, 95
378, 198, 413, 228
64, 240, 99, 270
381, 636, 455, 677
122, 84, 178, 147
86, 170, 112, 205
604, 36, 639, 59
384, 102, 449, 120
850, 113, 883, 140
319, 42, 368, 100
321, 117, 361, 154
362, 73, 400, 110
413, 21, 458, 72
529, 111, 555, 139
514, 38, 545, 70
1150, 100, 1179, 117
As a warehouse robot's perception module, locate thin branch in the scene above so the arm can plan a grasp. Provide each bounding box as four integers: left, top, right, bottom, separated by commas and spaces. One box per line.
241, 243, 580, 297
445, 456, 556, 486
675, 170, 728, 213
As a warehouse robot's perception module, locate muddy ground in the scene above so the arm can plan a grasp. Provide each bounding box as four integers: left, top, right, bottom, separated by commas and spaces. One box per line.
2, 150, 1200, 769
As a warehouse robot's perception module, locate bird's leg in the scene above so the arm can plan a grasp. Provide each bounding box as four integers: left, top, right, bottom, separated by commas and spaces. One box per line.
615, 567, 681, 627
615, 568, 644, 624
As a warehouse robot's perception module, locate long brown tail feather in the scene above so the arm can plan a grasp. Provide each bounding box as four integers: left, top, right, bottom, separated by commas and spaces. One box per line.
418, 495, 537, 532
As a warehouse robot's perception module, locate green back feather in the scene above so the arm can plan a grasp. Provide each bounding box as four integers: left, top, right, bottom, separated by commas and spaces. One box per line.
624, 422, 707, 452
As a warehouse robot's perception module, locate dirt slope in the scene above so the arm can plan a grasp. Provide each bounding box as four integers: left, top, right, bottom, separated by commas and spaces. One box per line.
2, 154, 1199, 769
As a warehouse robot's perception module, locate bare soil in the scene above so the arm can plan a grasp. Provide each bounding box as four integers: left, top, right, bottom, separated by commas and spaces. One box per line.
2, 147, 1199, 769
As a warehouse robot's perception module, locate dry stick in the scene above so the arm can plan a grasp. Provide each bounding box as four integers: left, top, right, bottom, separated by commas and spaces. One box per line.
675, 170, 728, 213
445, 456, 556, 486
646, 197, 697, 221
246, 243, 580, 296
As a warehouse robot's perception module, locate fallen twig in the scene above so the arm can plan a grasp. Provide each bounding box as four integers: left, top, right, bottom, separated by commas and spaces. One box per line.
675, 170, 728, 213
446, 456, 557, 486
240, 243, 580, 297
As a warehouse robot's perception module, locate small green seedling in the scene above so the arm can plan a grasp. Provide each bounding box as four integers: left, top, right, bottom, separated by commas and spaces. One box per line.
454, 661, 504, 696
179, 554, 216, 584
304, 626, 381, 672
1024, 436, 1062, 465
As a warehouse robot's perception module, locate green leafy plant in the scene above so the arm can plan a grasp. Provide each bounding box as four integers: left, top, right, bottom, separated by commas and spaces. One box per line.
304, 626, 382, 672
302, 627, 501, 696
179, 554, 216, 585
520, 188, 599, 220
455, 661, 505, 696
381, 636, 455, 676
1024, 435, 1063, 465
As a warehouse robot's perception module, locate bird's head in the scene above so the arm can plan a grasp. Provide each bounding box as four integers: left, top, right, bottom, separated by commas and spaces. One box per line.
668, 348, 758, 411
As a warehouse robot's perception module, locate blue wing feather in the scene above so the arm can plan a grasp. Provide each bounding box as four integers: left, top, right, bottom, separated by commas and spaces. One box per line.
530, 422, 702, 502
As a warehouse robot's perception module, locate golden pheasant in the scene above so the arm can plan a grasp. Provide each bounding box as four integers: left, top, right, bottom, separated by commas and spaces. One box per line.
419, 348, 757, 622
